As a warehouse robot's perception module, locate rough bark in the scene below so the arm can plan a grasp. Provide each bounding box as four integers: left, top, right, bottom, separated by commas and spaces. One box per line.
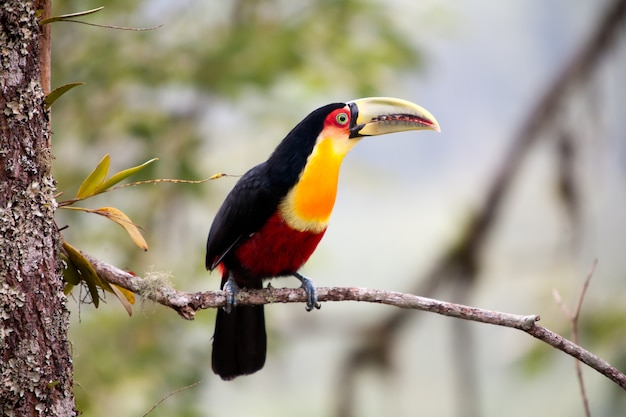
0, 1, 75, 416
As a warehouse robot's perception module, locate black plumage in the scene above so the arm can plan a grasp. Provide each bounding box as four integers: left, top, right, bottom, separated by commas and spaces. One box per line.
205, 103, 344, 272
207, 102, 345, 379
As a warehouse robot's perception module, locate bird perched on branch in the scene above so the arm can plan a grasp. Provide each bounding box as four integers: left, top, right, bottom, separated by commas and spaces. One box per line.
206, 97, 440, 379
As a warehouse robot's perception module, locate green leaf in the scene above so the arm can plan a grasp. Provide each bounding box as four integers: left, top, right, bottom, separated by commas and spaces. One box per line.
40, 7, 104, 25
62, 240, 111, 307
62, 240, 134, 315
75, 154, 110, 200
44, 82, 85, 109
109, 284, 134, 316
60, 253, 81, 285
63, 283, 75, 296
98, 158, 159, 192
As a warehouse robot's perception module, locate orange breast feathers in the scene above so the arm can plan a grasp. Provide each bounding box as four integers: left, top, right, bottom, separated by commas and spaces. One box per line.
278, 135, 356, 233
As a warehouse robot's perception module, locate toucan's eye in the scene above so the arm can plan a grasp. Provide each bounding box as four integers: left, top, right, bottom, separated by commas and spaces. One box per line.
336, 112, 349, 125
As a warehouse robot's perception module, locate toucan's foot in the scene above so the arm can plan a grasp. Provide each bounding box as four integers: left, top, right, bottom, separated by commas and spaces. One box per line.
293, 272, 321, 311
223, 272, 240, 314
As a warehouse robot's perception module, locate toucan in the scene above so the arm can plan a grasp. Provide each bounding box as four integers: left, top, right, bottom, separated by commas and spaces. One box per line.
206, 97, 440, 380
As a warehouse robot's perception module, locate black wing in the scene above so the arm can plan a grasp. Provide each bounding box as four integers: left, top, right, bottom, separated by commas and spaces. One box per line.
205, 163, 283, 271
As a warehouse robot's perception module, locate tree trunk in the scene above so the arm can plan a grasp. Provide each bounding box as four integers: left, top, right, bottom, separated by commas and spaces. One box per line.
0, 1, 75, 416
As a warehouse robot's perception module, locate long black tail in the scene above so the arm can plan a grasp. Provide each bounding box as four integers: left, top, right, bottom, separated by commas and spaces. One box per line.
212, 273, 266, 380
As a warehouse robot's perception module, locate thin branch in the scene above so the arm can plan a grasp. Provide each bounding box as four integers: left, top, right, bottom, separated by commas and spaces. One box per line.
86, 255, 626, 390
552, 259, 598, 417
142, 380, 202, 417
572, 260, 597, 322
52, 19, 163, 31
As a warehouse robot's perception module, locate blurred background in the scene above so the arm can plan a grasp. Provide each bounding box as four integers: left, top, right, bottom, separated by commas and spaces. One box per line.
51, 0, 625, 416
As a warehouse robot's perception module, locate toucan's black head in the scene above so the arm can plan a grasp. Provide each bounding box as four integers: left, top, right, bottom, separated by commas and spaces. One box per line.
264, 98, 439, 188
265, 103, 346, 184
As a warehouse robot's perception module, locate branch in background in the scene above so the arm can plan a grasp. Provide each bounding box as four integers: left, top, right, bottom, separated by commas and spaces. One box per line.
553, 260, 598, 417
335, 1, 626, 415
87, 254, 626, 391
142, 380, 203, 417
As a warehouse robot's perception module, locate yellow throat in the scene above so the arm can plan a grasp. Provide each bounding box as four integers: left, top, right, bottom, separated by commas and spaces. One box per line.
278, 135, 357, 233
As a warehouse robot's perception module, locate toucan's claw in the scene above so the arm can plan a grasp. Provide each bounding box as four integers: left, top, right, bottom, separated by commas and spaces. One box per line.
294, 272, 321, 311
223, 272, 240, 314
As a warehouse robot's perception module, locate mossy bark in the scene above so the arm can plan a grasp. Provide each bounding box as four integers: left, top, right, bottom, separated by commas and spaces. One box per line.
0, 1, 75, 415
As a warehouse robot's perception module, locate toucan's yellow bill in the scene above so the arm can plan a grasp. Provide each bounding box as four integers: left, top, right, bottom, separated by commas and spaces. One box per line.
348, 97, 440, 138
